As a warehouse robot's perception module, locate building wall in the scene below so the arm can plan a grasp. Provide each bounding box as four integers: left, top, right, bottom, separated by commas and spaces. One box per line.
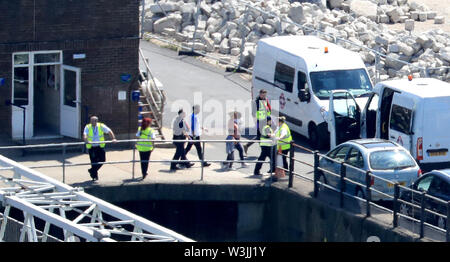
0, 0, 140, 138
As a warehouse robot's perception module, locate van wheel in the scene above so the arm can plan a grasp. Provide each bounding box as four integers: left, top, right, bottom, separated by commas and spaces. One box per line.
436, 215, 446, 229
309, 125, 321, 150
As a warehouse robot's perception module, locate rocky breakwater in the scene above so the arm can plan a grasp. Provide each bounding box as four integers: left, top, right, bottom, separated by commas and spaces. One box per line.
142, 0, 449, 81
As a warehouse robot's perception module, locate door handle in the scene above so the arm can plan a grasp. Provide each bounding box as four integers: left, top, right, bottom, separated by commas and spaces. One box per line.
287, 98, 291, 102
294, 102, 298, 104
73, 100, 82, 104
390, 136, 396, 139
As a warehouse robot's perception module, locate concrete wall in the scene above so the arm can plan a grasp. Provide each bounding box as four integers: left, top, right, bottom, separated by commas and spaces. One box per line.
83, 183, 428, 242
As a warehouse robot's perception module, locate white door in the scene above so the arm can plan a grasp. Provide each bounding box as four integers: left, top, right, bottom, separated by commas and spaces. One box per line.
60, 65, 81, 138
327, 90, 360, 149
11, 64, 34, 139
388, 93, 414, 153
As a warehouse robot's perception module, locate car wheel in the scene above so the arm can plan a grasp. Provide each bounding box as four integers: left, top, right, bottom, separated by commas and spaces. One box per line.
318, 173, 327, 192
399, 203, 412, 217
436, 216, 446, 229
355, 187, 365, 199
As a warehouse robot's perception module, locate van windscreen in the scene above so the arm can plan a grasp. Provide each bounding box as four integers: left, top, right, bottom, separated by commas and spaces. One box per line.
310, 69, 372, 100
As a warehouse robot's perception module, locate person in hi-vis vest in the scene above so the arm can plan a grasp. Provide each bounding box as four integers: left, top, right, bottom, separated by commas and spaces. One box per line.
83, 115, 116, 181
274, 116, 292, 171
253, 116, 276, 176
136, 117, 156, 179
244, 89, 271, 155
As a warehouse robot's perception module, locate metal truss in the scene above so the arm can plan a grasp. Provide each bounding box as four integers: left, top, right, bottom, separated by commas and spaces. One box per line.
0, 155, 193, 242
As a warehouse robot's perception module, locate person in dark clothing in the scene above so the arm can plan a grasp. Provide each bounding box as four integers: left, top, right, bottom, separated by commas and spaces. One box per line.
244, 89, 271, 155
170, 109, 194, 172
253, 116, 276, 176
185, 105, 211, 167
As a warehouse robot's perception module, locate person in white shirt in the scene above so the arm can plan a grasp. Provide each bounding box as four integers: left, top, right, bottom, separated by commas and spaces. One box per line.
83, 115, 116, 181
185, 105, 210, 167
171, 109, 194, 171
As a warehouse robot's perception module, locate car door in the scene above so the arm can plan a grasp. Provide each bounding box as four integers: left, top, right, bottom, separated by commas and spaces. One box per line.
321, 145, 351, 188
410, 174, 434, 218
388, 93, 414, 153
327, 91, 361, 149
360, 92, 379, 139
344, 147, 365, 194
426, 176, 449, 225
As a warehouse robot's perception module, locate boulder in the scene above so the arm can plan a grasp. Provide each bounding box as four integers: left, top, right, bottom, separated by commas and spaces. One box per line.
149, 3, 179, 14
153, 14, 182, 33
434, 16, 445, 24
350, 0, 378, 21
219, 39, 230, 54
288, 3, 305, 24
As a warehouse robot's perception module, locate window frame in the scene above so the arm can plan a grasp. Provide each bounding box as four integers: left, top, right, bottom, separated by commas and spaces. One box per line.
390, 104, 413, 134
274, 62, 295, 93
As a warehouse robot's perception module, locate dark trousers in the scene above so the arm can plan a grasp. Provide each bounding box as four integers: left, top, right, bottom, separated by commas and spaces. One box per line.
226, 142, 244, 168
245, 127, 261, 149
185, 136, 203, 160
171, 135, 190, 169
88, 146, 106, 175
281, 149, 289, 170
139, 150, 152, 176
253, 146, 276, 174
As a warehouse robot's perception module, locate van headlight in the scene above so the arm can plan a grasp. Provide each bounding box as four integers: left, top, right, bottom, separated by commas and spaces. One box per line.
320, 106, 328, 121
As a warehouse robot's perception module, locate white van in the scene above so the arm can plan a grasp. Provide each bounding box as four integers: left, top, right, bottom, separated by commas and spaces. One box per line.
251, 35, 373, 149
328, 78, 450, 171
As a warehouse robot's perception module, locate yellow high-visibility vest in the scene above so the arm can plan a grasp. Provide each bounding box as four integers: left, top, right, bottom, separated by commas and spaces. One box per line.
256, 99, 271, 121
86, 123, 105, 149
136, 127, 154, 152
260, 125, 273, 147
276, 123, 292, 150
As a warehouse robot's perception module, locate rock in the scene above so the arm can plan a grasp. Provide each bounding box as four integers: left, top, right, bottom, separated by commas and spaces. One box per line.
230, 37, 241, 49
211, 32, 222, 45
175, 32, 188, 42
288, 3, 305, 24
202, 35, 215, 52
149, 3, 179, 14
231, 48, 241, 56
404, 19, 414, 31
200, 1, 212, 17
386, 7, 403, 23
410, 11, 419, 21
260, 24, 275, 35
427, 11, 437, 20
439, 47, 450, 63
399, 43, 415, 56
418, 12, 427, 22
434, 16, 445, 24
350, 0, 378, 21
385, 53, 410, 70
219, 39, 230, 54
388, 44, 400, 53
162, 28, 176, 37
153, 14, 182, 33
378, 14, 390, 23
329, 0, 344, 9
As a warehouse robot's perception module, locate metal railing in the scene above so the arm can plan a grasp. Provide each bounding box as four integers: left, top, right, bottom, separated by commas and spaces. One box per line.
2, 137, 449, 241
0, 138, 273, 183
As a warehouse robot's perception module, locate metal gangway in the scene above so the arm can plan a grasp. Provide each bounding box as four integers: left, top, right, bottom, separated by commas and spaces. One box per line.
0, 155, 193, 242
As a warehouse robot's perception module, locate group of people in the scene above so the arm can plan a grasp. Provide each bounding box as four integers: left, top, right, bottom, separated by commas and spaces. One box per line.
82, 89, 292, 181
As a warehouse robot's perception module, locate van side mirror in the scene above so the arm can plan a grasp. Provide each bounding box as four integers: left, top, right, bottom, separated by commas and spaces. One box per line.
298, 84, 310, 102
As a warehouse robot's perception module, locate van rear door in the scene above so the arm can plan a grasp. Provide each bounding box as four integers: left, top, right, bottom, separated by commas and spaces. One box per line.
327, 90, 361, 149
388, 93, 414, 153
422, 98, 450, 163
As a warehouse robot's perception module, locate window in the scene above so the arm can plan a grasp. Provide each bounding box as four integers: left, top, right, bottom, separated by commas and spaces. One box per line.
34, 53, 61, 64
13, 67, 29, 106
328, 145, 350, 162
390, 104, 412, 134
346, 147, 364, 168
428, 176, 450, 196
369, 150, 416, 170
297, 71, 307, 90
14, 54, 29, 65
309, 69, 372, 100
416, 175, 434, 192
274, 62, 294, 93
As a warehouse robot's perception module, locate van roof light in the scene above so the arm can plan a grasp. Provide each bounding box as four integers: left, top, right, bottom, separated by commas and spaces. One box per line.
324, 47, 328, 53
408, 75, 413, 81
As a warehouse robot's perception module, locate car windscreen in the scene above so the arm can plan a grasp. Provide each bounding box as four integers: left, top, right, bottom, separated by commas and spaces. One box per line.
369, 150, 417, 170
309, 69, 372, 100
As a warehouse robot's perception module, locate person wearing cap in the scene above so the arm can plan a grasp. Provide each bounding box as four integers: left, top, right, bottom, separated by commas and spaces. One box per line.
170, 109, 194, 172
136, 117, 156, 179
274, 116, 292, 171
83, 115, 117, 181
244, 89, 271, 155
185, 105, 211, 167
253, 116, 276, 176
223, 111, 248, 170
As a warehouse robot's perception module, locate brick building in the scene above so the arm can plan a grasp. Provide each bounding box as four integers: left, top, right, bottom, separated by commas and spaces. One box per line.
0, 0, 140, 141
